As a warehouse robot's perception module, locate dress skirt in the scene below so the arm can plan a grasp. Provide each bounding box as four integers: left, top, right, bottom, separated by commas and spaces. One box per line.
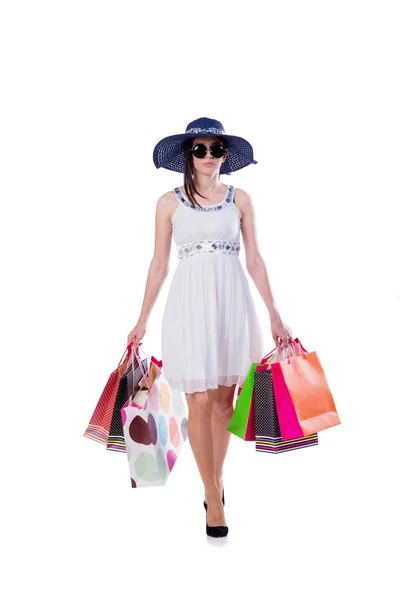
161, 251, 264, 394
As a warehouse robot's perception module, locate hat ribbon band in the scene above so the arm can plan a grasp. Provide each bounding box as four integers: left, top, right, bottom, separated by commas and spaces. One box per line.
186, 127, 225, 135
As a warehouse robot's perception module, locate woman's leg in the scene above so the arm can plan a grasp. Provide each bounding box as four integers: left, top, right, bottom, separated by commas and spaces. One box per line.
185, 389, 227, 527
209, 384, 236, 495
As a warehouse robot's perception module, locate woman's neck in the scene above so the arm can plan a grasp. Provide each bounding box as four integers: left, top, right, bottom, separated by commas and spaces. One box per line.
192, 173, 222, 196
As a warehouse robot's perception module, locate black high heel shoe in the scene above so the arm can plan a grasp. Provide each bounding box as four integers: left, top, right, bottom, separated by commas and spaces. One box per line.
204, 499, 228, 538
204, 487, 224, 511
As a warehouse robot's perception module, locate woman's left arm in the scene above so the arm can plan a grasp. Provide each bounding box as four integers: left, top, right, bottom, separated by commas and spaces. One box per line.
235, 188, 293, 348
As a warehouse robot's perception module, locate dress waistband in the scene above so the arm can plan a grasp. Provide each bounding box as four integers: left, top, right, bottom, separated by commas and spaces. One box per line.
177, 239, 240, 259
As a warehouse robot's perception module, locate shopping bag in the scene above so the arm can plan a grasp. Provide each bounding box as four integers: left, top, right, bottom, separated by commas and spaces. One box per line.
83, 343, 133, 445
122, 347, 188, 487
279, 340, 341, 435
106, 346, 148, 452
271, 338, 307, 441
226, 348, 282, 440
227, 363, 258, 440
271, 362, 304, 440
253, 362, 318, 453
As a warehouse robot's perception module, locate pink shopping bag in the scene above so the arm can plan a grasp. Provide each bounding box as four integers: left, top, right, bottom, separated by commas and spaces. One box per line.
271, 338, 307, 440
271, 362, 304, 441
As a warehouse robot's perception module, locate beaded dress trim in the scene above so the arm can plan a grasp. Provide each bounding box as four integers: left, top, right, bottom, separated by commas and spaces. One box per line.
177, 239, 240, 259
173, 184, 235, 211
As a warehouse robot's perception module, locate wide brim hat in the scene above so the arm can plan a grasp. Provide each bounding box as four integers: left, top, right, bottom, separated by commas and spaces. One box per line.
152, 117, 257, 175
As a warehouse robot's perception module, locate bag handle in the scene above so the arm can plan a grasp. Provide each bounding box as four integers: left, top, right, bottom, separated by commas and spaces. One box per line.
133, 345, 164, 376
261, 337, 308, 363
293, 337, 308, 353
265, 348, 280, 365
118, 341, 136, 369
261, 347, 278, 362
281, 340, 308, 363
131, 345, 153, 390
117, 342, 161, 390
261, 344, 291, 365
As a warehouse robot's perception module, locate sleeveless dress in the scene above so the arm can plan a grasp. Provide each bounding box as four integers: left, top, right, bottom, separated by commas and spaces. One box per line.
161, 184, 265, 394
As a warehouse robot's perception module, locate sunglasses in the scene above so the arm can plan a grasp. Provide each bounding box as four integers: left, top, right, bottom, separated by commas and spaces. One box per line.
190, 142, 226, 159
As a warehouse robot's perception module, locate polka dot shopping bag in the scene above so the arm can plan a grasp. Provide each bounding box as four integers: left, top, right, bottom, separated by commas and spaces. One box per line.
121, 346, 188, 488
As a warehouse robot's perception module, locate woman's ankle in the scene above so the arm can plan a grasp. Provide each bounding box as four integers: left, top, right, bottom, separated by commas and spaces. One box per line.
205, 478, 223, 500
205, 483, 220, 498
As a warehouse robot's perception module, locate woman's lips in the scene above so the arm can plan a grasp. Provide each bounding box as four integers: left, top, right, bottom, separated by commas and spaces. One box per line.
204, 162, 214, 166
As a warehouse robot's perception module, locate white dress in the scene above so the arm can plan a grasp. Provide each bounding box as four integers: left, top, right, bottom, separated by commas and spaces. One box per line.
161, 183, 265, 394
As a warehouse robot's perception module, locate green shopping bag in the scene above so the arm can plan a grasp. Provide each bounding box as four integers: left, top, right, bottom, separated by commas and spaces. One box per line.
227, 363, 258, 440
227, 349, 280, 440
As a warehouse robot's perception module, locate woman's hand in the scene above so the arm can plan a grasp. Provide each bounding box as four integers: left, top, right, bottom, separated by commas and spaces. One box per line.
127, 321, 147, 347
270, 311, 293, 349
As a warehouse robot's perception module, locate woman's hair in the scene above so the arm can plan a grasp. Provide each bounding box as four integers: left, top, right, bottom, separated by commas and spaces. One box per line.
182, 136, 228, 208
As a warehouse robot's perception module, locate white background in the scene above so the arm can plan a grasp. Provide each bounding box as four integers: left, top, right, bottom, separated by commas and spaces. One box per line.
1, 1, 399, 598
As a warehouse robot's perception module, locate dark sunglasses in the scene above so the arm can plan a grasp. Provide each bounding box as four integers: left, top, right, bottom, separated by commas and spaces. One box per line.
190, 142, 226, 159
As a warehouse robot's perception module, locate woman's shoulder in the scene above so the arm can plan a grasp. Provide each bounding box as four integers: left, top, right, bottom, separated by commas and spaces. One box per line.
155, 189, 180, 223
233, 187, 252, 218
234, 187, 251, 201
156, 189, 180, 206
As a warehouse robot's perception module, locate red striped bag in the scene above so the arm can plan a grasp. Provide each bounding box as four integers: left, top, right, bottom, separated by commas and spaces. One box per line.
83, 342, 134, 445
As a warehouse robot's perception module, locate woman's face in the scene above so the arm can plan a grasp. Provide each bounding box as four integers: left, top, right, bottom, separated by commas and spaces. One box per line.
190, 136, 228, 175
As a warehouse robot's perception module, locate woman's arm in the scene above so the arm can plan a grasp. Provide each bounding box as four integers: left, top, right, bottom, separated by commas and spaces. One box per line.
235, 188, 293, 347
127, 193, 174, 345
136, 192, 174, 326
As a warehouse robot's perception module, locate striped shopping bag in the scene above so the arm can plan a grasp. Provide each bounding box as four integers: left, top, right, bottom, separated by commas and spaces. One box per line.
83, 343, 133, 445
254, 365, 318, 453
106, 349, 148, 453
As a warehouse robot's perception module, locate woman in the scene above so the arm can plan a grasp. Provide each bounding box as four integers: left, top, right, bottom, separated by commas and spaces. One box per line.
127, 117, 293, 538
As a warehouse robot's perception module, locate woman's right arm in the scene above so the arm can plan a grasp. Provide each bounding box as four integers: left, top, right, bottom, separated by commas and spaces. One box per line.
127, 192, 174, 346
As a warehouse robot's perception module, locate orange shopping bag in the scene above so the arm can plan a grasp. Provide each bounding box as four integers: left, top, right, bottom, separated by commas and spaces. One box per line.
279, 340, 341, 436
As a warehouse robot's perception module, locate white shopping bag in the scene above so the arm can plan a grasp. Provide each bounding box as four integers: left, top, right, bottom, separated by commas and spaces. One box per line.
121, 348, 188, 488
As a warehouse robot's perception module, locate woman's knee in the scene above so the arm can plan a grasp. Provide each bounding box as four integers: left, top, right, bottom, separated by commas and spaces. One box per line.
185, 390, 211, 413
211, 384, 236, 415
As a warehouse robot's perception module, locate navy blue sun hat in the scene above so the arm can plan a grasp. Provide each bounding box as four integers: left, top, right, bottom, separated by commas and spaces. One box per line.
152, 117, 257, 175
